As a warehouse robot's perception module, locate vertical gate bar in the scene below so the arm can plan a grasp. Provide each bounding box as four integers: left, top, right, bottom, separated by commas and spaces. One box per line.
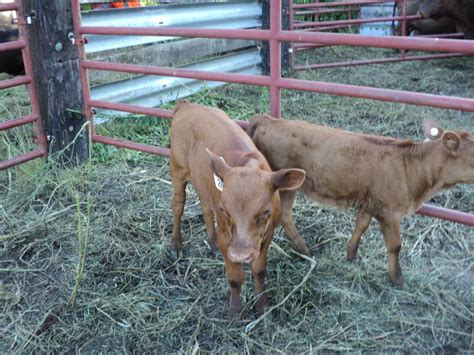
270, 0, 282, 117
15, 0, 47, 156
289, 0, 295, 71
71, 0, 95, 138
400, 0, 408, 59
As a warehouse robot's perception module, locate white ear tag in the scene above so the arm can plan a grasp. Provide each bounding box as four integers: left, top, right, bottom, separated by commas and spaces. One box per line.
214, 174, 224, 191
213, 156, 226, 192
430, 127, 439, 137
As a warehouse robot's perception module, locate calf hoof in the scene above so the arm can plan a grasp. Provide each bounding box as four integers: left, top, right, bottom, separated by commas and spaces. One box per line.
253, 294, 268, 316
228, 305, 242, 319
389, 273, 404, 288
390, 277, 404, 288
346, 251, 357, 262
294, 239, 311, 256
346, 243, 359, 261
169, 247, 182, 261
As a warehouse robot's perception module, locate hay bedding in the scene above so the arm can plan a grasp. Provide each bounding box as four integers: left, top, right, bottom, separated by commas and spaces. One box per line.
0, 50, 473, 353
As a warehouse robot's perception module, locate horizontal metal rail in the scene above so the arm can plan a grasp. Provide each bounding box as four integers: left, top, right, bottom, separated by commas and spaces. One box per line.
82, 60, 272, 87
417, 205, 474, 226
0, 149, 45, 170
78, 25, 474, 54
79, 26, 271, 41
92, 134, 170, 156
295, 7, 359, 16
89, 99, 173, 119
0, 114, 37, 131
0, 2, 18, 11
293, 0, 394, 9
0, 40, 25, 52
294, 15, 421, 29
277, 77, 474, 111
293, 53, 467, 69
83, 59, 474, 111
276, 31, 474, 54
0, 76, 31, 90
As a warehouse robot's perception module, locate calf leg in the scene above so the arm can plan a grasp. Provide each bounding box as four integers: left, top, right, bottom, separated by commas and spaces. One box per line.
346, 209, 372, 261
279, 190, 310, 256
201, 203, 218, 255
171, 176, 187, 256
223, 257, 245, 318
251, 231, 273, 315
378, 215, 403, 287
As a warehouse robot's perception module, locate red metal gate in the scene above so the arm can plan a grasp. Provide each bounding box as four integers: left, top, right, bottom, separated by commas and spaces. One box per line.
0, 0, 46, 170
288, 0, 467, 70
29, 0, 471, 227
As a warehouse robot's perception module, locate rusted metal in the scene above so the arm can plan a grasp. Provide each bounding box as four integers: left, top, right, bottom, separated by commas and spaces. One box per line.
417, 205, 474, 227
0, 113, 37, 131
0, 149, 44, 170
0, 75, 31, 90
294, 53, 468, 69
0, 40, 25, 52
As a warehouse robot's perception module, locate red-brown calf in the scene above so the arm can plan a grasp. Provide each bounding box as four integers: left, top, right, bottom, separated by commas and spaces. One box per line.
248, 115, 474, 287
170, 103, 305, 316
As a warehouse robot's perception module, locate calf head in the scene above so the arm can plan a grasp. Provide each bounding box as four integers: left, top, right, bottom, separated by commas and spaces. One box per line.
423, 119, 474, 184
419, 0, 450, 19
206, 148, 306, 263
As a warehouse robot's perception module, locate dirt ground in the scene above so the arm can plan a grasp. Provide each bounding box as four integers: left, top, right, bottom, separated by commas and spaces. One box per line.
1, 47, 473, 353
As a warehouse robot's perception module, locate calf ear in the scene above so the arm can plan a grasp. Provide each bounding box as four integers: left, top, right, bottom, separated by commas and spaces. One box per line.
442, 132, 462, 154
422, 119, 444, 140
205, 148, 231, 180
271, 169, 306, 191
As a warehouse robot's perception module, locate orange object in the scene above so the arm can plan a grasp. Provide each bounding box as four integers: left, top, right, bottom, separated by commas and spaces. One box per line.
110, 1, 141, 8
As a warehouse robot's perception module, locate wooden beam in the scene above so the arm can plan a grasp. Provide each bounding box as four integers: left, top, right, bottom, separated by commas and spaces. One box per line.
22, 0, 89, 166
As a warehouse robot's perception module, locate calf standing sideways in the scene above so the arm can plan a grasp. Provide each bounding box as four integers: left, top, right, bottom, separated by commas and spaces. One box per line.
170, 103, 306, 316
248, 115, 474, 287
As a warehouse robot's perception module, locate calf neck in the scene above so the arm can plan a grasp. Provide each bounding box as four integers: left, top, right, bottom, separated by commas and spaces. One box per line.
248, 114, 474, 286
169, 103, 305, 316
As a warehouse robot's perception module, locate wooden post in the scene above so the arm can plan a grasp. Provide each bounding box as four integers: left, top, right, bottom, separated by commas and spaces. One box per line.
21, 0, 88, 166
261, 0, 290, 75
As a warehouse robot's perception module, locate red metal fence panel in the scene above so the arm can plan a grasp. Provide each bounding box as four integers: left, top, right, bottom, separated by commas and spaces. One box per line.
69, 0, 473, 226
0, 0, 47, 170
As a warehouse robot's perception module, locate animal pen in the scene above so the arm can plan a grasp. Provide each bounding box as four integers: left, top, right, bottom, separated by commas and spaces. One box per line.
1, 0, 474, 231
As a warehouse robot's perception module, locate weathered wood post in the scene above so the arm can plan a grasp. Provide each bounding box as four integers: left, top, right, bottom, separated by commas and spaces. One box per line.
21, 0, 88, 166
261, 0, 291, 75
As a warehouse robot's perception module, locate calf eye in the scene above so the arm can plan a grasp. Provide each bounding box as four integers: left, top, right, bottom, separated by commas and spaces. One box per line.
219, 207, 231, 220
256, 210, 271, 226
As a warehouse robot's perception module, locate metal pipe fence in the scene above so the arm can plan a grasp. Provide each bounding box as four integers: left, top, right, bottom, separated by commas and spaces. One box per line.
0, 0, 47, 170
289, 0, 471, 70
68, 0, 474, 226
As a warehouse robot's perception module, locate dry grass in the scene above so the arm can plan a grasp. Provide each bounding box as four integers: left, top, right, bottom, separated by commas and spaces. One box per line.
1, 49, 473, 353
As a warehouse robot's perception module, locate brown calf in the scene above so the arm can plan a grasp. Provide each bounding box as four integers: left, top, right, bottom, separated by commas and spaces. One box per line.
248, 115, 474, 287
419, 0, 474, 39
170, 103, 305, 316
